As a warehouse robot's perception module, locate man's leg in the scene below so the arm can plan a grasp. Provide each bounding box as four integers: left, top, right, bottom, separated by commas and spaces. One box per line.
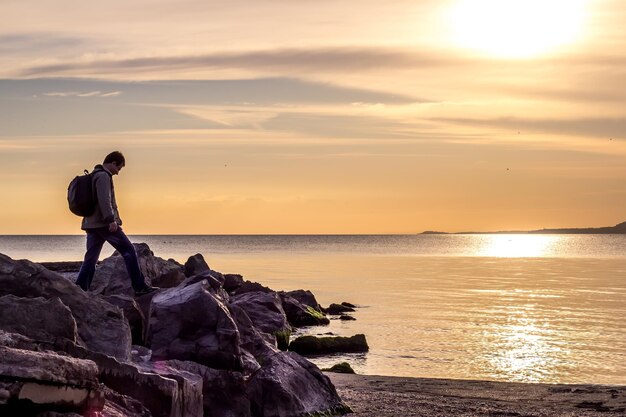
75, 229, 106, 291
104, 227, 148, 292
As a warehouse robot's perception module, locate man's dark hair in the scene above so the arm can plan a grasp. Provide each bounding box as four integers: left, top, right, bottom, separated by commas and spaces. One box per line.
103, 151, 125, 166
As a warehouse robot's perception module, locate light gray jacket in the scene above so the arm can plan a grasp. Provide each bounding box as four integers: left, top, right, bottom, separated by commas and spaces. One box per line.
81, 165, 122, 230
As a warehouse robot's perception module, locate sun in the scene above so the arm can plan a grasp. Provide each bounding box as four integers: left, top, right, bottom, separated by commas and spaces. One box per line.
448, 0, 588, 58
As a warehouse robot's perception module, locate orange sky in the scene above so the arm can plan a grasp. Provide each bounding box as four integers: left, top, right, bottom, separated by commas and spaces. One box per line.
0, 0, 625, 234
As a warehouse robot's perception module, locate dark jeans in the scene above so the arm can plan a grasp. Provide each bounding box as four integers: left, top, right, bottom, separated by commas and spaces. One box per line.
75, 227, 147, 292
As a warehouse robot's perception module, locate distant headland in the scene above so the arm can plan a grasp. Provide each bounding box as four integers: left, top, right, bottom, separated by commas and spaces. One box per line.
422, 221, 626, 235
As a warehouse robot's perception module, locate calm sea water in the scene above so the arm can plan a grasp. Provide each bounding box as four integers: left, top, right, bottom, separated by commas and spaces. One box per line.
1, 234, 625, 384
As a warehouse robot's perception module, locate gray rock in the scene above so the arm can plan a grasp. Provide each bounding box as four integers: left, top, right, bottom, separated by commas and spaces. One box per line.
0, 253, 132, 360
322, 362, 356, 374
0, 329, 45, 351
0, 346, 99, 388
339, 314, 356, 321
167, 360, 251, 417
184, 253, 210, 277
282, 289, 324, 313
100, 385, 152, 417
279, 293, 330, 328
133, 289, 160, 335
289, 334, 369, 355
230, 280, 273, 296
223, 274, 244, 293
230, 291, 291, 350
326, 303, 355, 315
0, 345, 104, 413
102, 294, 146, 345
0, 295, 78, 345
228, 304, 277, 375
182, 271, 228, 298
147, 280, 242, 370
246, 351, 351, 417
90, 243, 186, 296
137, 363, 203, 417
130, 345, 153, 363
61, 340, 202, 417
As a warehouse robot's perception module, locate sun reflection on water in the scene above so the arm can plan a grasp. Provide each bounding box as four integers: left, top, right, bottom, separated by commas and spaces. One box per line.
476, 234, 562, 257
480, 306, 571, 383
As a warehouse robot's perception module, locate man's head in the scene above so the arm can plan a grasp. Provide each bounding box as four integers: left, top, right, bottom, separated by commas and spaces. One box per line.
103, 151, 125, 175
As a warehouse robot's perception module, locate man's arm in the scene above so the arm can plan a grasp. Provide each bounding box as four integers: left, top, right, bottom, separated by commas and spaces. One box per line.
94, 172, 117, 231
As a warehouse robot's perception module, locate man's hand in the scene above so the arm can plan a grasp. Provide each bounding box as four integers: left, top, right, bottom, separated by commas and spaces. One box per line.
108, 222, 119, 233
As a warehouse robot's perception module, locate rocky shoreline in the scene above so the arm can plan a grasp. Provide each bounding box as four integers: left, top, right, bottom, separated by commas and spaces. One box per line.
3, 244, 623, 417
0, 243, 365, 417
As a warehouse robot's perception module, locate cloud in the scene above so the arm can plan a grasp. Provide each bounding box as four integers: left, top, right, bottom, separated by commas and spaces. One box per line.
18, 47, 626, 79
1, 77, 418, 105
43, 91, 122, 98
0, 77, 420, 136
14, 48, 626, 109
17, 47, 457, 78
0, 97, 222, 136
0, 33, 85, 53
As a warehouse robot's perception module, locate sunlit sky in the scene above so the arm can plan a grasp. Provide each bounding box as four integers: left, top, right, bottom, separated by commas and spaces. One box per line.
1, 0, 625, 234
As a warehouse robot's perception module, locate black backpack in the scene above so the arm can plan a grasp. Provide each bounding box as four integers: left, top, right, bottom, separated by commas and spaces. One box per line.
67, 169, 98, 217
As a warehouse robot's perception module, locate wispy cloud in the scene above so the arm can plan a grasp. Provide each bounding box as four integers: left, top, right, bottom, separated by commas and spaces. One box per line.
18, 47, 457, 77
1, 77, 418, 105
43, 91, 122, 98
17, 46, 626, 78
0, 33, 85, 53
0, 77, 420, 136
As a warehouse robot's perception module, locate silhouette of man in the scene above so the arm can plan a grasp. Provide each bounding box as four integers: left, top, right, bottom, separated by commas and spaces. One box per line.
75, 151, 157, 296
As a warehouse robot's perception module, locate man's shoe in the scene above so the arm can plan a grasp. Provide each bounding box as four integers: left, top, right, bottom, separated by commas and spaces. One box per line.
134, 286, 159, 297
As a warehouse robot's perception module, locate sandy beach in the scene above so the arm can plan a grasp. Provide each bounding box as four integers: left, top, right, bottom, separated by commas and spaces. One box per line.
327, 373, 626, 416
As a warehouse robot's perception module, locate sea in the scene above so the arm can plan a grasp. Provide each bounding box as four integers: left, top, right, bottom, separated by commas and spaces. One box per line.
1, 234, 625, 385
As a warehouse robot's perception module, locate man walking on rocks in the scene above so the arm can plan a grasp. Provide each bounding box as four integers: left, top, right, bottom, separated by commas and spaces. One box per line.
75, 151, 158, 296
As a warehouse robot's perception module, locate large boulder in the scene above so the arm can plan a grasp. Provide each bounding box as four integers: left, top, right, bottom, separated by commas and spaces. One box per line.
90, 243, 186, 296
282, 290, 324, 313
326, 303, 355, 315
246, 351, 351, 417
228, 304, 278, 375
0, 345, 104, 414
289, 334, 369, 355
147, 280, 242, 370
230, 281, 273, 296
184, 253, 210, 277
230, 291, 291, 350
0, 329, 201, 417
61, 340, 203, 417
279, 293, 330, 328
223, 274, 244, 293
167, 360, 251, 417
0, 253, 132, 360
322, 362, 356, 374
182, 271, 229, 301
0, 295, 78, 344
102, 294, 146, 345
